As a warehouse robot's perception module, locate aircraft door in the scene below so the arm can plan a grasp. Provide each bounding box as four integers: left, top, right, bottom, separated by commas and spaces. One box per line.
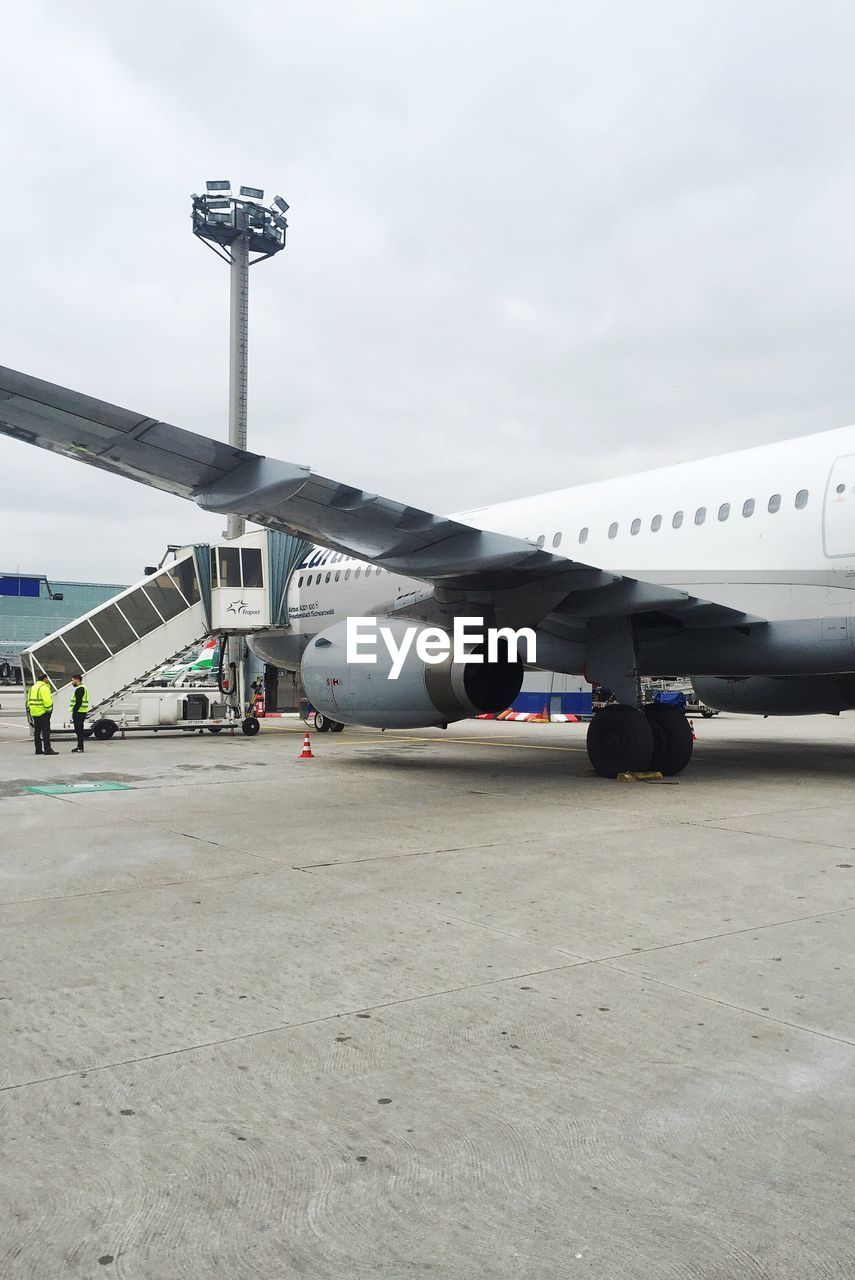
823, 455, 855, 558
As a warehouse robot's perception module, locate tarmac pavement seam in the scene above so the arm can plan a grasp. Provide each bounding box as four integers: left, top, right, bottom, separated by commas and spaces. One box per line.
0, 957, 594, 1096
601, 958, 855, 1049
685, 817, 855, 855
290, 863, 593, 959
0, 865, 271, 910
293, 850, 855, 969
294, 836, 546, 870
599, 902, 855, 962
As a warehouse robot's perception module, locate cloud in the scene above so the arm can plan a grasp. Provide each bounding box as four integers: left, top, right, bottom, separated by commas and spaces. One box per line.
3, 0, 855, 580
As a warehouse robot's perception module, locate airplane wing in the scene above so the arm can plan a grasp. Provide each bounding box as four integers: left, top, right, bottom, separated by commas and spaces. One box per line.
0, 365, 761, 631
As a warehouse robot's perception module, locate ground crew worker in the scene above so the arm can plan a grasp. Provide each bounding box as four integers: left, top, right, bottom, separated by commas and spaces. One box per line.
27, 675, 57, 755
70, 674, 89, 753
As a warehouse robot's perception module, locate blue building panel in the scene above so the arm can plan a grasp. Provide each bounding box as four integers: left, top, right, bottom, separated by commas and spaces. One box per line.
0, 575, 40, 597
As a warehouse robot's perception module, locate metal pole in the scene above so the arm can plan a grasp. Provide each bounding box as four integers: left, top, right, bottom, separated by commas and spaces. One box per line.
227, 227, 250, 539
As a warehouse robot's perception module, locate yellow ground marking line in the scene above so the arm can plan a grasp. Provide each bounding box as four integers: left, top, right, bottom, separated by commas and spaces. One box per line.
294, 730, 587, 754
374, 734, 588, 753
257, 721, 588, 747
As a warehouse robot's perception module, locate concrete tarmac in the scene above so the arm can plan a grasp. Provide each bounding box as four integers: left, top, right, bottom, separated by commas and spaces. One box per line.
1, 699, 854, 1278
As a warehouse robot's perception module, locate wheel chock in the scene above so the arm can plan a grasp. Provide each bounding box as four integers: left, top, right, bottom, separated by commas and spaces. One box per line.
616, 770, 664, 783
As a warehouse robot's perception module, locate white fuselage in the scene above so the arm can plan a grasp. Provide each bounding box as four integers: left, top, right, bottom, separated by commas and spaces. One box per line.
283, 424, 855, 650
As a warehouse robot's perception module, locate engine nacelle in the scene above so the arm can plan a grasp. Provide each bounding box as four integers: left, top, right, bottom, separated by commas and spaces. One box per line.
301, 618, 524, 729
692, 675, 855, 716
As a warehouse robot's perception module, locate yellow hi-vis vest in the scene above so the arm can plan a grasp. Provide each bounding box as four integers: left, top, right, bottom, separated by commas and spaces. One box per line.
70, 684, 90, 715
27, 680, 53, 717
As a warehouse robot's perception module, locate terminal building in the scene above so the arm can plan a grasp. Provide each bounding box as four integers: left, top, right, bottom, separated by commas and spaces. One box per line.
0, 572, 127, 683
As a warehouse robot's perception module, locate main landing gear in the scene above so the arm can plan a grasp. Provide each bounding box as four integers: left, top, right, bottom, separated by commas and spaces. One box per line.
586, 703, 694, 778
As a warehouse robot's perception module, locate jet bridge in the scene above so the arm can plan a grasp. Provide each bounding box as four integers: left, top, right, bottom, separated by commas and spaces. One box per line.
20, 530, 299, 738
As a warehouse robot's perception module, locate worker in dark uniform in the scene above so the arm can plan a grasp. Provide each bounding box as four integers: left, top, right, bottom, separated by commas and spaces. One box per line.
27, 675, 57, 755
69, 674, 89, 753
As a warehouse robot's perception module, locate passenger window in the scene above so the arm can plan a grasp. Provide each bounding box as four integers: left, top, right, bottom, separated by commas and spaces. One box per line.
218, 547, 241, 588
91, 604, 137, 651
742, 499, 755, 518
62, 620, 111, 669
630, 518, 641, 535
651, 514, 662, 532
335, 571, 341, 582
297, 575, 303, 587
695, 507, 707, 526
355, 568, 361, 578
345, 569, 351, 581
672, 511, 684, 529
768, 494, 781, 513
608, 522, 618, 539
579, 527, 589, 544
325, 572, 331, 583
552, 532, 562, 548
536, 534, 545, 548
718, 503, 730, 522
240, 548, 263, 587
174, 556, 200, 605
145, 571, 187, 621
795, 489, 809, 509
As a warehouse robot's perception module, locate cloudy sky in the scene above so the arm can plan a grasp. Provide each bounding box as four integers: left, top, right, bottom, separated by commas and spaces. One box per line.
2, 0, 855, 583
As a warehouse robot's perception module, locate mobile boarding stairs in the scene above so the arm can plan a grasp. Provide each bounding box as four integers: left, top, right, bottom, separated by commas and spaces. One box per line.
20, 529, 306, 740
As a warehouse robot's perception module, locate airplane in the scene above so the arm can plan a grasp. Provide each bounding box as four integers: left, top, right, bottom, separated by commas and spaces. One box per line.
3, 362, 855, 778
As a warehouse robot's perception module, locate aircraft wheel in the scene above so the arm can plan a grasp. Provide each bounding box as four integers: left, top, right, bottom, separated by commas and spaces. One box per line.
644, 704, 694, 776
329, 720, 345, 733
314, 712, 332, 732
241, 716, 260, 736
586, 705, 653, 778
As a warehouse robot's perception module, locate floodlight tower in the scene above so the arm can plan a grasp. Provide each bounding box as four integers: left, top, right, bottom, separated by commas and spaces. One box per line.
191, 181, 289, 538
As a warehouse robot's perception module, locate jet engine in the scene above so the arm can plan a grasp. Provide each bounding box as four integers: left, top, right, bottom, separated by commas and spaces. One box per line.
301, 618, 524, 729
692, 675, 855, 716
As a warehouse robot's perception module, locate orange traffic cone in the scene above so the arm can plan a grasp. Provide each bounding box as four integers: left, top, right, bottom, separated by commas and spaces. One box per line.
298, 731, 314, 760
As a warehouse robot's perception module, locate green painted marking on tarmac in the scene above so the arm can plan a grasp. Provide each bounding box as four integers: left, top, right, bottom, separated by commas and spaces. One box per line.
23, 782, 132, 795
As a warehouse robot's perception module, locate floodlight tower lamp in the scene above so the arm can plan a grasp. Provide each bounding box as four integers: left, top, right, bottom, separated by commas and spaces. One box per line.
190, 180, 289, 539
